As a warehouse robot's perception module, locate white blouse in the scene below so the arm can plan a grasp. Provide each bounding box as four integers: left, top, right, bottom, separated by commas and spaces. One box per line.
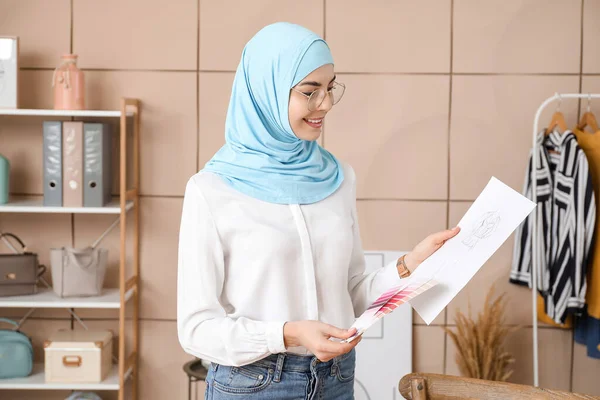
176, 161, 403, 367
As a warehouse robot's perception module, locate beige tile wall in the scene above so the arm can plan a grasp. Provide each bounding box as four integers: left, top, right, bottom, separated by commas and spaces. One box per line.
1, 0, 600, 398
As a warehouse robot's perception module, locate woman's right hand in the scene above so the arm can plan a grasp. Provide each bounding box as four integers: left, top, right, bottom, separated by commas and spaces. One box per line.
283, 320, 362, 362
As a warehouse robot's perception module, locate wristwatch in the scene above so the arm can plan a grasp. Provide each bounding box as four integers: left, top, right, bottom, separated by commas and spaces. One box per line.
396, 255, 411, 278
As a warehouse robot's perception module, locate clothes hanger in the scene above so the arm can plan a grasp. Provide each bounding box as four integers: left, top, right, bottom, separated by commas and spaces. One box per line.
546, 94, 568, 135
577, 94, 599, 133
544, 94, 566, 155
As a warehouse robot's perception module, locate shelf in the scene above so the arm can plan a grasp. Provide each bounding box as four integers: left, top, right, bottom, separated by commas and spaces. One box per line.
0, 97, 140, 398
0, 197, 134, 214
0, 288, 134, 309
0, 363, 132, 390
0, 108, 134, 118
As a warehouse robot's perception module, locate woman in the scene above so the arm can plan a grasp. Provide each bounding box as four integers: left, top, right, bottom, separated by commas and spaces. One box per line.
177, 22, 459, 400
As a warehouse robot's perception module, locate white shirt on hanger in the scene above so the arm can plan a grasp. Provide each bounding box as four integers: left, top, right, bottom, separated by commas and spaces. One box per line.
176, 161, 403, 367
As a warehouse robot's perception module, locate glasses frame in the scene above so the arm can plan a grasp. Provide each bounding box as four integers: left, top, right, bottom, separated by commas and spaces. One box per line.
291, 81, 346, 112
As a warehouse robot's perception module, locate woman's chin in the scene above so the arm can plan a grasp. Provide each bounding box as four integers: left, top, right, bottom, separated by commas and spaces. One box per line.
293, 127, 323, 141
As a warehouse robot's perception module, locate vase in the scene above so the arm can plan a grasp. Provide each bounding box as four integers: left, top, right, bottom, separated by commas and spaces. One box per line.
0, 153, 9, 204
52, 54, 85, 110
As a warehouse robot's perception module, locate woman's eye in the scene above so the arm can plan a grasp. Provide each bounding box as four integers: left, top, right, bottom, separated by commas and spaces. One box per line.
302, 91, 313, 96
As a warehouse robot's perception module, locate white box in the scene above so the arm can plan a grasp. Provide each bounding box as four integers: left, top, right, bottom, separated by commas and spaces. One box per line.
0, 36, 18, 108
44, 329, 113, 383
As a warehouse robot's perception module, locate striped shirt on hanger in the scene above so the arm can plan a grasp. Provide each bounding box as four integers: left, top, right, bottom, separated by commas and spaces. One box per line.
510, 130, 596, 324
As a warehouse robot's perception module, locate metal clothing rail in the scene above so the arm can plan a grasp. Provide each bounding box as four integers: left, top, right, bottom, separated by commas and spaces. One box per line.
530, 92, 600, 387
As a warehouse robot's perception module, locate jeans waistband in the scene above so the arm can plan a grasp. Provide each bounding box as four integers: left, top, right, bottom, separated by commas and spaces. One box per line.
252, 349, 355, 383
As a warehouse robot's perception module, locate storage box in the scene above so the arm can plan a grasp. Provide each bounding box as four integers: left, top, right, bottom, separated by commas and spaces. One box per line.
44, 329, 113, 383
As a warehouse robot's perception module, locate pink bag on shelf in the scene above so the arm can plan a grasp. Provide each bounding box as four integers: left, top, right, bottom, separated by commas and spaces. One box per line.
52, 54, 85, 110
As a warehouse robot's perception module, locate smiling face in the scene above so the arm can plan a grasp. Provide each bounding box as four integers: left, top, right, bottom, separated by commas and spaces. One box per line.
288, 64, 336, 141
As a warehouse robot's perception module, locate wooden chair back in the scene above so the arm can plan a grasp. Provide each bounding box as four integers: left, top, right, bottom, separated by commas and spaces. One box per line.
399, 373, 600, 400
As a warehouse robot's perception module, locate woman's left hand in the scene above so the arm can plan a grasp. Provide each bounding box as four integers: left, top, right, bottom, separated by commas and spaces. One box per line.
404, 226, 461, 273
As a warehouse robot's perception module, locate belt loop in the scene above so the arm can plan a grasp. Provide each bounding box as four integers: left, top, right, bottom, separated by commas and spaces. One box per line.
333, 353, 341, 367
331, 355, 340, 376
273, 353, 285, 383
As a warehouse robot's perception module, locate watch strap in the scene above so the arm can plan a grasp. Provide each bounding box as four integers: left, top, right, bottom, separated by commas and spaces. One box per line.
397, 255, 411, 278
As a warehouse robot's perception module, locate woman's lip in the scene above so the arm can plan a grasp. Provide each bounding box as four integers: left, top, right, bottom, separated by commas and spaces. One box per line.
304, 117, 324, 122
304, 118, 323, 128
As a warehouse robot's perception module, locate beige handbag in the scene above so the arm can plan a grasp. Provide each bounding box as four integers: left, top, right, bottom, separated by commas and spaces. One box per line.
49, 247, 108, 298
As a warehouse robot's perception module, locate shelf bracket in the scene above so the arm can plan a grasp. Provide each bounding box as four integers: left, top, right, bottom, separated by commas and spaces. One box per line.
13, 306, 88, 331
35, 278, 90, 330
15, 308, 36, 330
92, 215, 122, 249
67, 308, 89, 330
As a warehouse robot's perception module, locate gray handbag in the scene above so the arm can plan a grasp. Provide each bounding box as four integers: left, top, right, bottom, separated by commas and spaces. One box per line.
0, 233, 46, 297
50, 246, 108, 298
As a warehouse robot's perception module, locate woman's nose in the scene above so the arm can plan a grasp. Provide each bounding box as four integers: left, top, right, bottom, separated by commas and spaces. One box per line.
318, 91, 334, 112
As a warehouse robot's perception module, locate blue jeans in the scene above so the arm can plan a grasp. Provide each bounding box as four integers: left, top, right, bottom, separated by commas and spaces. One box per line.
205, 349, 356, 399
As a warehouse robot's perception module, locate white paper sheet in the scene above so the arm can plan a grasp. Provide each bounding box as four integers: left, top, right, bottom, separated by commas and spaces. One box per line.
408, 176, 536, 324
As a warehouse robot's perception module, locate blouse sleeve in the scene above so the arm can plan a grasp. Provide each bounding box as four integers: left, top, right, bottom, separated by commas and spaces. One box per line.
346, 169, 404, 317
177, 177, 287, 367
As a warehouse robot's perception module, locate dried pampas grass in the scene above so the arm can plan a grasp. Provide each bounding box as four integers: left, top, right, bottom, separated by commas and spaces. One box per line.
443, 285, 519, 382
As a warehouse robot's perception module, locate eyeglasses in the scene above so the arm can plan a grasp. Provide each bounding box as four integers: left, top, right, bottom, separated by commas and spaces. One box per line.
291, 81, 346, 112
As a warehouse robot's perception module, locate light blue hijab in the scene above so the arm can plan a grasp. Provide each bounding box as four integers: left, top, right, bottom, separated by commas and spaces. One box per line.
202, 22, 344, 205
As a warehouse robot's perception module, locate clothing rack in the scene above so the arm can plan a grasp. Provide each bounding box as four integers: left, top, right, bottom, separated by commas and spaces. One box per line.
530, 92, 600, 387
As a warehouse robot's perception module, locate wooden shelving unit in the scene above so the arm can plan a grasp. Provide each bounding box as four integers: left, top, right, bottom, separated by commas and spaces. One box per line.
0, 98, 141, 400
